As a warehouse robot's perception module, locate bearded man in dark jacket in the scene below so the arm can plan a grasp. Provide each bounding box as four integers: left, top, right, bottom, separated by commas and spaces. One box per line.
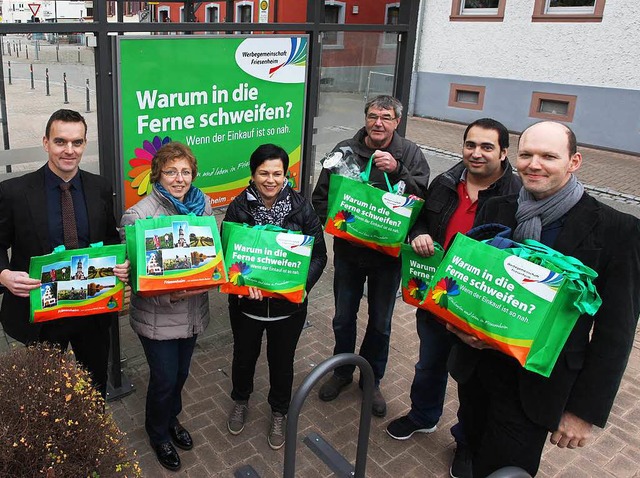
385, 118, 521, 478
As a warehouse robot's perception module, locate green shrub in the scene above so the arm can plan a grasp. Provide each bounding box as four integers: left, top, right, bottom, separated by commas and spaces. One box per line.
0, 344, 141, 478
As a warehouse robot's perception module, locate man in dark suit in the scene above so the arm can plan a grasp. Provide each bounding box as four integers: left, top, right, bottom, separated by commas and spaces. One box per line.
0, 109, 129, 398
447, 121, 640, 476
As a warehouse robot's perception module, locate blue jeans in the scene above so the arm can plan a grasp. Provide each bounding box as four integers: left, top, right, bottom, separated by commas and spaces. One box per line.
409, 310, 465, 445
331, 253, 401, 385
139, 334, 197, 445
408, 310, 453, 427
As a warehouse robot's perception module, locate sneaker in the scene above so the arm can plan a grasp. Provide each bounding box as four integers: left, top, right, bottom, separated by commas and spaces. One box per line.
371, 387, 387, 417
386, 415, 437, 440
318, 374, 353, 401
450, 445, 472, 478
227, 400, 248, 436
268, 412, 286, 450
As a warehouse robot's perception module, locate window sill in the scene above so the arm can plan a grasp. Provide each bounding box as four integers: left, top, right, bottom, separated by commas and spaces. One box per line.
450, 14, 504, 22
532, 14, 603, 23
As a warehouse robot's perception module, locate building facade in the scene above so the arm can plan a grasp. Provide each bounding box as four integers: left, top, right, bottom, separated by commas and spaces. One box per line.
0, 1, 148, 23
411, 0, 640, 153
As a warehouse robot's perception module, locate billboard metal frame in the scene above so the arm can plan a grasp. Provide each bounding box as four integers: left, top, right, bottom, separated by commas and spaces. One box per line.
0, 0, 420, 399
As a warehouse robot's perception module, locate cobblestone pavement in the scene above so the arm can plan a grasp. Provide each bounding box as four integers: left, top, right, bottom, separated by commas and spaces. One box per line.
106, 238, 640, 478
1, 102, 639, 476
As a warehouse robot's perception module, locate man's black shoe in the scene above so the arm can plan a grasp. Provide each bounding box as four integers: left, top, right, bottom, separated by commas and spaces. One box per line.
450, 444, 472, 478
169, 423, 193, 450
154, 442, 181, 471
318, 375, 353, 401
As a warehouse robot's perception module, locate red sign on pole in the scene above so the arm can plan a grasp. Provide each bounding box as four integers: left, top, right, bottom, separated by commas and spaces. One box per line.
28, 3, 41, 16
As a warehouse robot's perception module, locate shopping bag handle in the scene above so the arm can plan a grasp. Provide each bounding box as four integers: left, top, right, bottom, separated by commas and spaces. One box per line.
402, 241, 444, 254
238, 223, 296, 234
144, 213, 197, 219
360, 154, 397, 193
53, 242, 104, 254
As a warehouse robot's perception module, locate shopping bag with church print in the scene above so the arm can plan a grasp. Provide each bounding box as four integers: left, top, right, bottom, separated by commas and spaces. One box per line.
28, 243, 127, 323
324, 154, 423, 257
125, 214, 227, 296
423, 233, 601, 377
219, 222, 314, 303
401, 242, 445, 309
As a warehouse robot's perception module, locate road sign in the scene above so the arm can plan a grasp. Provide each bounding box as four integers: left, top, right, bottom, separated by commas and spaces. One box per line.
28, 3, 40, 16
259, 0, 269, 23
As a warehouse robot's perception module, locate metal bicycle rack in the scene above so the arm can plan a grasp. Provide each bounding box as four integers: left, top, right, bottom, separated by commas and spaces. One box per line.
235, 353, 374, 478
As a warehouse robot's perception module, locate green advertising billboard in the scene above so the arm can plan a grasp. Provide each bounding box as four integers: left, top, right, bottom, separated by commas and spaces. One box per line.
117, 35, 307, 209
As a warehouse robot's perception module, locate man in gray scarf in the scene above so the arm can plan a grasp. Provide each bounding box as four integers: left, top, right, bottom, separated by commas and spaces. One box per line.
447, 121, 640, 477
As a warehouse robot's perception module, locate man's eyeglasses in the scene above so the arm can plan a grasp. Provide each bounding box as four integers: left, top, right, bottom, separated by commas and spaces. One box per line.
366, 113, 397, 123
161, 169, 192, 178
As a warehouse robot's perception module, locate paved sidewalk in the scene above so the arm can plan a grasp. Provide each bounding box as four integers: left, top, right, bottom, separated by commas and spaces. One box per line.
105, 238, 640, 478
0, 37, 638, 476
1, 115, 639, 477
102, 117, 640, 477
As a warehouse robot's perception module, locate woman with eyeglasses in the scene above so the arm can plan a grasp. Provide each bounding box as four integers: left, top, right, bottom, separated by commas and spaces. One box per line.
120, 141, 213, 472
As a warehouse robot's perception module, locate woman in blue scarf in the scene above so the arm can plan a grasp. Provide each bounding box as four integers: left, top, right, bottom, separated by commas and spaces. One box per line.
120, 142, 212, 472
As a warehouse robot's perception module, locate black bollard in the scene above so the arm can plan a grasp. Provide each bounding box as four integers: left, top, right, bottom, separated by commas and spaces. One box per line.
5, 41, 9, 56
63, 72, 69, 104
30, 64, 34, 90
15, 42, 18, 58
77, 47, 80, 63
56, 44, 59, 62
46, 68, 50, 96
26, 45, 29, 60
85, 79, 90, 113
7, 61, 11, 85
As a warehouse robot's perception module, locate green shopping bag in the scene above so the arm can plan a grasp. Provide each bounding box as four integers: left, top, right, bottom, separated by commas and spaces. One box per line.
219, 222, 314, 303
324, 155, 424, 257
423, 234, 601, 377
28, 243, 127, 323
125, 214, 227, 296
401, 242, 445, 308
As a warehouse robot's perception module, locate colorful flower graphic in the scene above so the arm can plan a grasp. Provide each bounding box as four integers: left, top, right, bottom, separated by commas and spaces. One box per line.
286, 170, 298, 188
333, 210, 354, 231
430, 277, 460, 309
229, 262, 252, 286
128, 136, 171, 197
408, 277, 427, 301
